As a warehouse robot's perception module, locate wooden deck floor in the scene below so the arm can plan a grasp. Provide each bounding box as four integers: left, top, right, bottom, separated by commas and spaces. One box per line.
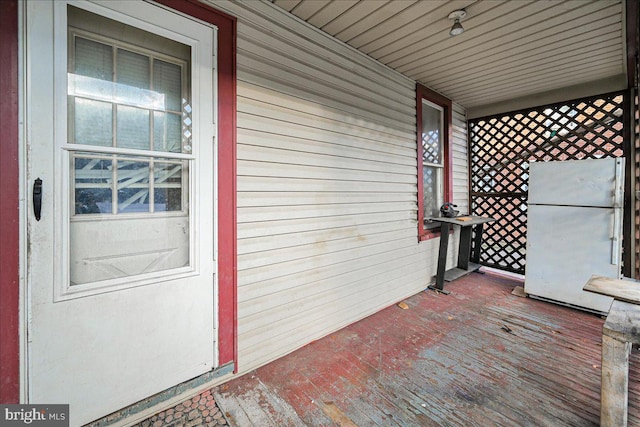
214, 272, 640, 426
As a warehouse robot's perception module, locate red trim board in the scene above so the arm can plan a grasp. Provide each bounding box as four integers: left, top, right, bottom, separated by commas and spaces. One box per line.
0, 0, 20, 404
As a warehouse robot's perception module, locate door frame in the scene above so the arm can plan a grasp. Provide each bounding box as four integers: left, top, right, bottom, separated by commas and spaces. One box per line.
0, 0, 237, 404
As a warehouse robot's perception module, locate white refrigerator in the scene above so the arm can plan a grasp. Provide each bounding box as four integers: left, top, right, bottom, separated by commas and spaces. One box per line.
524, 157, 624, 313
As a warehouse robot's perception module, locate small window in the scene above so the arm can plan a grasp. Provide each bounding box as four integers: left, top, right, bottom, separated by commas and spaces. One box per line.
417, 84, 453, 241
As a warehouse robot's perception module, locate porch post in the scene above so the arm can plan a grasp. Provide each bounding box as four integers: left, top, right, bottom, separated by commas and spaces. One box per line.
600, 334, 630, 427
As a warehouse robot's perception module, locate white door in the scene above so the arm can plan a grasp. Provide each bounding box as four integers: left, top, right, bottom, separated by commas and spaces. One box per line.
25, 1, 217, 425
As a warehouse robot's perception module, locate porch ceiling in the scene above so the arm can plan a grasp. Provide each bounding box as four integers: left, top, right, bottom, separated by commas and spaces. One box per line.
270, 0, 631, 116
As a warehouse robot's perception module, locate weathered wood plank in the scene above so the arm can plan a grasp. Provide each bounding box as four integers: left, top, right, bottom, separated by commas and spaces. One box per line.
213, 394, 254, 426
601, 334, 631, 427
584, 275, 640, 305
214, 374, 309, 427
603, 300, 640, 343
216, 274, 640, 425
321, 402, 358, 427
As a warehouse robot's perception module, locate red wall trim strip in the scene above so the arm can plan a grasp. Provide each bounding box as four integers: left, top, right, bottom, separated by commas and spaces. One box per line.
137, 0, 238, 369
0, 0, 20, 404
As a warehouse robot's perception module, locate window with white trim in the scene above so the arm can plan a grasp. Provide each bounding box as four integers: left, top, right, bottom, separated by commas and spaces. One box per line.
417, 84, 453, 241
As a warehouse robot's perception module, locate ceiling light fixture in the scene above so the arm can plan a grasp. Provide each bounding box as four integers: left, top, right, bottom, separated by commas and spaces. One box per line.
448, 10, 467, 36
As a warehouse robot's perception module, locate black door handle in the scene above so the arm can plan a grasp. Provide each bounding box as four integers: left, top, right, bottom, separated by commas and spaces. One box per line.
33, 178, 42, 221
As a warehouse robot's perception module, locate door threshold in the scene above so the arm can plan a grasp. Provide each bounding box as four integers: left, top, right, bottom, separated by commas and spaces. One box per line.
87, 362, 235, 427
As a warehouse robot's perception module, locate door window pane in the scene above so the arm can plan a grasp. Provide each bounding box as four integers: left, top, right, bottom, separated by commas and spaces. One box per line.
153, 59, 182, 111
422, 101, 443, 165
74, 98, 113, 146
117, 49, 150, 90
154, 162, 184, 211
115, 49, 156, 109
153, 112, 181, 152
117, 105, 150, 150
74, 37, 112, 81
74, 156, 113, 214
423, 165, 443, 219
117, 160, 150, 213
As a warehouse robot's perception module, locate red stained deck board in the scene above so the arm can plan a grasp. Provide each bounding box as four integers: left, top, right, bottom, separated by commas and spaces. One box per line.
215, 272, 640, 426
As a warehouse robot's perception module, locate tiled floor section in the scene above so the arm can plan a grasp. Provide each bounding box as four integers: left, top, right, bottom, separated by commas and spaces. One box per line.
213, 272, 640, 426
131, 389, 228, 427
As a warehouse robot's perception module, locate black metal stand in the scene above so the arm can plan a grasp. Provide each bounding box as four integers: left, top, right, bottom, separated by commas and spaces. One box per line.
427, 216, 496, 294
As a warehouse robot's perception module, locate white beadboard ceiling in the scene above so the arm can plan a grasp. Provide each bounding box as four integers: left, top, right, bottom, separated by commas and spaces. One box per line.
270, 0, 629, 116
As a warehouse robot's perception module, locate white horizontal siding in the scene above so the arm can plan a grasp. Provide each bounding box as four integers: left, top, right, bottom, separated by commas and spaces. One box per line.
452, 102, 469, 213
239, 234, 420, 288
207, 0, 468, 374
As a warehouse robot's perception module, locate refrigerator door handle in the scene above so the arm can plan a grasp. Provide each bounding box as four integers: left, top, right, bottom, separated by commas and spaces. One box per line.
612, 207, 621, 266
613, 158, 624, 208
611, 158, 624, 266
